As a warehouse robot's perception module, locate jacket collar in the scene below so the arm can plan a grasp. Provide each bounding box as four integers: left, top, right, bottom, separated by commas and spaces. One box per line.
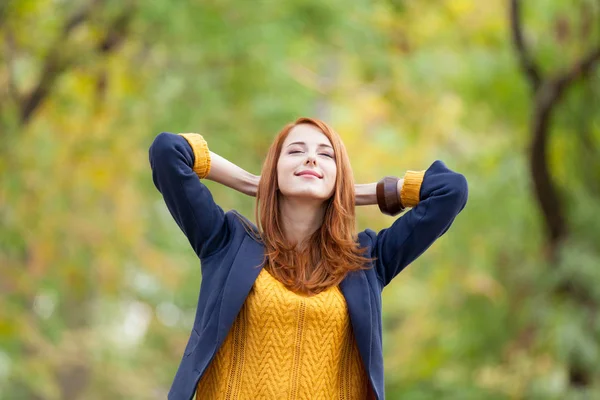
217, 233, 374, 375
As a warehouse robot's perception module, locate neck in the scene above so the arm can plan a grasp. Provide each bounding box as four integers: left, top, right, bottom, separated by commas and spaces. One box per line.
279, 195, 327, 248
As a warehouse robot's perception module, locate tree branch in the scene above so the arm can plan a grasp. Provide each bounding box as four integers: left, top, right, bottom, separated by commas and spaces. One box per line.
63, 0, 103, 36
553, 45, 600, 97
529, 84, 567, 256
510, 0, 542, 90
526, 41, 600, 256
95, 7, 134, 102
19, 0, 105, 125
98, 7, 134, 54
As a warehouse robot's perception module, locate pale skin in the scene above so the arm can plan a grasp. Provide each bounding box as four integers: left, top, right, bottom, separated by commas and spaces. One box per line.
204, 124, 404, 246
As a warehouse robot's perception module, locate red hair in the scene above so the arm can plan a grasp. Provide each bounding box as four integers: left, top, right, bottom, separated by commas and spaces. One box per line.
251, 117, 373, 296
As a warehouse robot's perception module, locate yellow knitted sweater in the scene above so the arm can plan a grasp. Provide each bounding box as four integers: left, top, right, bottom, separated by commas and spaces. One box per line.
196, 268, 372, 399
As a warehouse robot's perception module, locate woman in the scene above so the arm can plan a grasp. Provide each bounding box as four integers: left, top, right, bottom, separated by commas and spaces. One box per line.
149, 117, 468, 400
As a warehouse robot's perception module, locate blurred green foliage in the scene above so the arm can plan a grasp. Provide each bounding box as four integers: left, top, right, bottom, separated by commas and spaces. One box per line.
1, 0, 599, 399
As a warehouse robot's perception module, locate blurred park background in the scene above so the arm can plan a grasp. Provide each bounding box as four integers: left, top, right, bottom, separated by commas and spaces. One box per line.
1, 0, 599, 399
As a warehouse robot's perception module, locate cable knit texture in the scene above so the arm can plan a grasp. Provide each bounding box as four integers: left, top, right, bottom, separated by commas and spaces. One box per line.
400, 170, 425, 208
178, 133, 211, 179
196, 268, 371, 399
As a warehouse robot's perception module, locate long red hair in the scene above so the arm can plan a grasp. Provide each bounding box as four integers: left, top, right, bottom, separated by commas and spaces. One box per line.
251, 117, 373, 296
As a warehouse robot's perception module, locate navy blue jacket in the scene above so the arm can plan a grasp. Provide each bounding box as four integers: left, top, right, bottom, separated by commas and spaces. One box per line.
149, 132, 468, 400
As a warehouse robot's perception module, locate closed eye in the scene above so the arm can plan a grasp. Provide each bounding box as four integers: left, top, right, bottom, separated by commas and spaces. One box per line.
288, 150, 334, 158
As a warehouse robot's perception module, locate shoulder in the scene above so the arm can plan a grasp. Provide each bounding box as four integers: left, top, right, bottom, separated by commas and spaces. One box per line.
358, 229, 377, 249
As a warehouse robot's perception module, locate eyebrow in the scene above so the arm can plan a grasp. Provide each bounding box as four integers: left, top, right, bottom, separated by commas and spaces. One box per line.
286, 141, 333, 149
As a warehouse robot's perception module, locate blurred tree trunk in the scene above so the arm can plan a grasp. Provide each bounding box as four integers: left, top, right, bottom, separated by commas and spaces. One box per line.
510, 0, 600, 387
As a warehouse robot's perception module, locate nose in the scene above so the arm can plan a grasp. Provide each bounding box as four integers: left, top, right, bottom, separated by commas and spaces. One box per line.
305, 155, 316, 166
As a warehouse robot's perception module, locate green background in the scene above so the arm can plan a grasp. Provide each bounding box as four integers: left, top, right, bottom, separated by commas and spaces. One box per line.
1, 0, 599, 398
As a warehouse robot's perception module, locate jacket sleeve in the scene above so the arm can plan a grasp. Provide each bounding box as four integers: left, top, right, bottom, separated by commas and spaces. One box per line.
374, 160, 468, 286
149, 132, 229, 260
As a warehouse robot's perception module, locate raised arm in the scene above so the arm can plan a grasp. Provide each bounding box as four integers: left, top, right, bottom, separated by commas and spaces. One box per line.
149, 132, 259, 260
363, 160, 468, 286
205, 152, 260, 197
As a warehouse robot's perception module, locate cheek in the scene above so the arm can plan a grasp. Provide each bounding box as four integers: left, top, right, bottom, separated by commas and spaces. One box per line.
327, 163, 337, 180
325, 165, 337, 189
277, 159, 288, 177
277, 155, 292, 169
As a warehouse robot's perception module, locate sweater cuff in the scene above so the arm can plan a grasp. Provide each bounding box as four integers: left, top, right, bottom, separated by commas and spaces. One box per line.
178, 133, 211, 179
400, 170, 425, 208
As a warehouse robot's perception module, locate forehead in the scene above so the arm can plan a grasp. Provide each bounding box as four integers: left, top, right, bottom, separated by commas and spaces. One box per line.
283, 124, 332, 147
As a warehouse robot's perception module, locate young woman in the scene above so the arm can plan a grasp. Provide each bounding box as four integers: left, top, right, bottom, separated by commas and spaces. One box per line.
149, 117, 468, 400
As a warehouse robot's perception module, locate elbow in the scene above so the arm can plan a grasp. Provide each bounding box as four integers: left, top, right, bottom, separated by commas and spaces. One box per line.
149, 132, 176, 164
450, 172, 468, 210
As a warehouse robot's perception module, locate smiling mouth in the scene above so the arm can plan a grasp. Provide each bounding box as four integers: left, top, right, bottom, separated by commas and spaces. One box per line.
295, 171, 323, 179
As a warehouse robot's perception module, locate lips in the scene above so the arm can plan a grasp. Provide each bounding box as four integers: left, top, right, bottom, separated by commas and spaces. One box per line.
295, 170, 322, 179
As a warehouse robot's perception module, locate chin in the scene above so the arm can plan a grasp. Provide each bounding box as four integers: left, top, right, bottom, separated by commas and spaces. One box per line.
280, 190, 329, 202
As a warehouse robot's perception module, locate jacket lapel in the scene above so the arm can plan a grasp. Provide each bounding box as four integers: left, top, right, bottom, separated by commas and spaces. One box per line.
216, 233, 374, 377
340, 271, 373, 375
217, 235, 266, 340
